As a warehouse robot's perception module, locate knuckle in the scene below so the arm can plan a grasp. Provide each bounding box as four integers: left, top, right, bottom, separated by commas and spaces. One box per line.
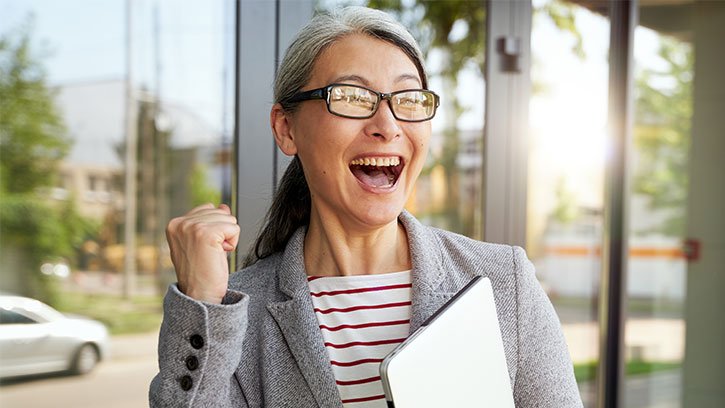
190, 223, 208, 239
178, 218, 195, 232
166, 218, 182, 236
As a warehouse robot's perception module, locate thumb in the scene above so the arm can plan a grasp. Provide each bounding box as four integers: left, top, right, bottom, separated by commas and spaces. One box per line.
218, 222, 240, 251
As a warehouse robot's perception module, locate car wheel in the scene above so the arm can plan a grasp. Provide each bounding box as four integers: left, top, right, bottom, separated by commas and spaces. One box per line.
71, 343, 98, 375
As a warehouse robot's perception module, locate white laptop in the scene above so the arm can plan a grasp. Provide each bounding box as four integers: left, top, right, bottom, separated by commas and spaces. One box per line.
379, 276, 515, 408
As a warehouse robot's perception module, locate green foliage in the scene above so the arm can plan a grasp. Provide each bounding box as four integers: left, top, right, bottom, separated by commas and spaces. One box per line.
0, 24, 68, 194
54, 291, 163, 335
633, 39, 693, 237
552, 177, 579, 224
572, 360, 682, 383
190, 162, 221, 207
0, 22, 91, 304
537, 1, 585, 59
367, 0, 486, 78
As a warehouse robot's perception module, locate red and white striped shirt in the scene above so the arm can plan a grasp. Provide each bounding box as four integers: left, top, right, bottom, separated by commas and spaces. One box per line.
307, 270, 412, 407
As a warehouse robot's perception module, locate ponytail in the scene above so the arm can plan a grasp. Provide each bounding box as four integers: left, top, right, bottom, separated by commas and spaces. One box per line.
242, 156, 310, 267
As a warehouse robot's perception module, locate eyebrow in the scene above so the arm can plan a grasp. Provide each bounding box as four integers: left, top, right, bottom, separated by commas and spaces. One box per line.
395, 73, 422, 86
331, 73, 422, 88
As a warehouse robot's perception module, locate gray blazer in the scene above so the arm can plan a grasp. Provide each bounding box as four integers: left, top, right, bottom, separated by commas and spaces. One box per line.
150, 211, 582, 407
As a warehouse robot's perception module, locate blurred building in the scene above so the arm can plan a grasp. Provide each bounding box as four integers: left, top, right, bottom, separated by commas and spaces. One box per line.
39, 79, 230, 274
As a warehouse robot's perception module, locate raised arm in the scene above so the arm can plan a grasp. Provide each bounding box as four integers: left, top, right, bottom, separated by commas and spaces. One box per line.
150, 203, 249, 407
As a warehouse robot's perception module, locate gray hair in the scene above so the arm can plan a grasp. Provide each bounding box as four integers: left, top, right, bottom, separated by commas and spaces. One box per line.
274, 6, 428, 111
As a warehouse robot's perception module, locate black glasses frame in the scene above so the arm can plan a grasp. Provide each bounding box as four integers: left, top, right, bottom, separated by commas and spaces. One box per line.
285, 83, 440, 122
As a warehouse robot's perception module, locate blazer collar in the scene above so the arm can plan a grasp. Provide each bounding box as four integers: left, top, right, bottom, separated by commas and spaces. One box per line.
266, 211, 456, 407
397, 210, 457, 333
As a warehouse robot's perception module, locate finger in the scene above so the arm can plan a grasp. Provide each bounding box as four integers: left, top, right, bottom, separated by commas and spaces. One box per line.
214, 222, 240, 249
224, 223, 241, 250
184, 211, 237, 223
184, 214, 237, 226
219, 203, 231, 214
185, 202, 216, 216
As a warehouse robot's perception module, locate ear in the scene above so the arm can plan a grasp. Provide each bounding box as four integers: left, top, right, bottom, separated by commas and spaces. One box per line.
271, 103, 298, 156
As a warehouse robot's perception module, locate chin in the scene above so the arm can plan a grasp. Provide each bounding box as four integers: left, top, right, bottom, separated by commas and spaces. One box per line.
350, 198, 405, 228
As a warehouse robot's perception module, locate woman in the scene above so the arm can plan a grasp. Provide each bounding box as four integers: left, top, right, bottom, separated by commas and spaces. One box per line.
150, 6, 581, 408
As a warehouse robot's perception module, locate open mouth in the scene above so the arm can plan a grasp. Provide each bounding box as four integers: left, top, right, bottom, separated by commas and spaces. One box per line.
349, 156, 404, 189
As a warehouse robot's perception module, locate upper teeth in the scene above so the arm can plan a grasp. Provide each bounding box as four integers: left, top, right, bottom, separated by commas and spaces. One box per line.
350, 157, 400, 166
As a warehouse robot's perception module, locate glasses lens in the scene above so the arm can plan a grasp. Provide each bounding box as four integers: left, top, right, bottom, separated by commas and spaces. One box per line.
329, 85, 377, 118
391, 91, 436, 121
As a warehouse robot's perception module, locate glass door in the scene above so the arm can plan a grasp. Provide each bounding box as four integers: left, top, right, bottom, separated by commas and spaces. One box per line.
527, 0, 610, 405
625, 1, 725, 407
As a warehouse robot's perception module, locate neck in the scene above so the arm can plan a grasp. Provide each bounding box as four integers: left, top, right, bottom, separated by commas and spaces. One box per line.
303, 207, 411, 277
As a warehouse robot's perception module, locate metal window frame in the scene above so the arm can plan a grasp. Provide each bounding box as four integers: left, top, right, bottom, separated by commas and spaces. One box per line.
232, 0, 312, 270
483, 0, 532, 248
598, 1, 637, 407
485, 1, 637, 407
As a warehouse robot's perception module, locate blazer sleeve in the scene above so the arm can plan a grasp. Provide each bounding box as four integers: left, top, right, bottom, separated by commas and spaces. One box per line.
149, 283, 249, 407
512, 246, 583, 407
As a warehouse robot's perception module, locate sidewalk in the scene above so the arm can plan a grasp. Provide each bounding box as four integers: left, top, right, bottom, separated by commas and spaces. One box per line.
563, 318, 685, 363
110, 330, 160, 361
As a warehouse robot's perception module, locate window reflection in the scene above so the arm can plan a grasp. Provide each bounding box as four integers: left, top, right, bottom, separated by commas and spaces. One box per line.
528, 0, 609, 405
623, 2, 698, 407
0, 0, 233, 402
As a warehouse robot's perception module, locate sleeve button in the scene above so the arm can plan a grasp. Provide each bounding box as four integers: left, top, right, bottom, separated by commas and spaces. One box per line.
190, 334, 204, 349
185, 355, 199, 371
180, 375, 193, 391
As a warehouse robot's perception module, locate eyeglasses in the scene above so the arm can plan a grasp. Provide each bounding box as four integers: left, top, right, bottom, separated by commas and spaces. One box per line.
285, 83, 440, 122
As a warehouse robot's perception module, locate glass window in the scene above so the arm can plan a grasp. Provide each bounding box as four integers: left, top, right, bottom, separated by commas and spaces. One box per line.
625, 2, 725, 407
528, 0, 609, 405
0, 309, 37, 325
0, 0, 234, 403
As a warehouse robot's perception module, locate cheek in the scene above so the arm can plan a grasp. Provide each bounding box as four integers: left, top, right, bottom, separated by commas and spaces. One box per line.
409, 125, 431, 152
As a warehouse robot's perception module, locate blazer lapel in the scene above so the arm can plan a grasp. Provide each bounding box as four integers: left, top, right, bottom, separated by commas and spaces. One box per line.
266, 228, 342, 408
399, 211, 457, 334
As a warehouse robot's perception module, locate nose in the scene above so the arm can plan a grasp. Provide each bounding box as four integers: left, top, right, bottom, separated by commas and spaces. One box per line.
364, 99, 402, 141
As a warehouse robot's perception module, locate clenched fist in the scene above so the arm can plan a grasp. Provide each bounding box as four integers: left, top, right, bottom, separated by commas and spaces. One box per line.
165, 203, 240, 304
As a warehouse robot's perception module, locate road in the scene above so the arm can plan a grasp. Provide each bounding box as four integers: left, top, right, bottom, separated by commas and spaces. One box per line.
0, 331, 159, 408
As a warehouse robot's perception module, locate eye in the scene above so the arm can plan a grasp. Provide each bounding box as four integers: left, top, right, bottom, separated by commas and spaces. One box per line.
397, 97, 419, 106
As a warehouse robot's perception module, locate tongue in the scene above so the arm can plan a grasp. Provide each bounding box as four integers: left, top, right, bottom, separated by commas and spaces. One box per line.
351, 166, 390, 187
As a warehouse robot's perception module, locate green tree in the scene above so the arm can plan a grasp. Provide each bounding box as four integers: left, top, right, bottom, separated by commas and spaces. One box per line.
633, 38, 693, 237
0, 23, 88, 303
0, 26, 67, 193
190, 162, 221, 207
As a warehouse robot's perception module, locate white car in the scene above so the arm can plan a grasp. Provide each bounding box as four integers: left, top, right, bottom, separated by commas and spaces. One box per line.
0, 295, 111, 378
